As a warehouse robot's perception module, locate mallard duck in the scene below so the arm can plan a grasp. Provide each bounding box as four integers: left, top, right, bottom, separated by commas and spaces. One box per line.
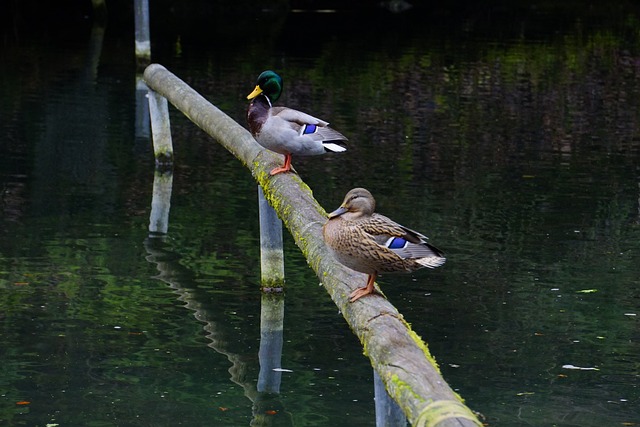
246, 70, 348, 175
322, 188, 446, 302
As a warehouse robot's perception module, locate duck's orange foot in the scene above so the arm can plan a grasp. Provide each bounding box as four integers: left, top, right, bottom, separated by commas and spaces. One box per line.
349, 286, 382, 303
269, 165, 291, 175
349, 274, 381, 303
270, 154, 293, 175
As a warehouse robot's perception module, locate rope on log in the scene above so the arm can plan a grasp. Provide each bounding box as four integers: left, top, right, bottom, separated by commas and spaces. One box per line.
142, 63, 482, 427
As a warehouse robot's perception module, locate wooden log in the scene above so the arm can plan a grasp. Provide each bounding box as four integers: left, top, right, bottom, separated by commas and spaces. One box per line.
143, 63, 482, 427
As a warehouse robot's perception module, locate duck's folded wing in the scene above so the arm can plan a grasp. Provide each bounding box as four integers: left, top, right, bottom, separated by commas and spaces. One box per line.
305, 126, 348, 145
271, 107, 329, 126
384, 237, 445, 265
363, 215, 445, 262
361, 215, 425, 242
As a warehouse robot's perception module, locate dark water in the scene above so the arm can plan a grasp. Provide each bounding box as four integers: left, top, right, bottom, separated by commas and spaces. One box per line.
2, 4, 640, 426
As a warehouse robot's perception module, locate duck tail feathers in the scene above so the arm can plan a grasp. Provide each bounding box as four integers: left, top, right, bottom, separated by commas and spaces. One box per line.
416, 255, 447, 268
323, 141, 347, 153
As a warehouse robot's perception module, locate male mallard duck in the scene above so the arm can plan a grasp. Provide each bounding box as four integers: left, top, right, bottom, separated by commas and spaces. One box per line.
322, 188, 446, 302
246, 70, 348, 175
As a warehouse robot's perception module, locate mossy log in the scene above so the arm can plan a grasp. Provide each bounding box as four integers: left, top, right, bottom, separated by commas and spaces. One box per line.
143, 63, 482, 427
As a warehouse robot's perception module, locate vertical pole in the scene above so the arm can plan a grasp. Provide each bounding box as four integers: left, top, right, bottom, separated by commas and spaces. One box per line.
255, 187, 286, 423
258, 186, 285, 289
147, 88, 173, 236
374, 370, 407, 427
134, 0, 151, 65
148, 89, 173, 167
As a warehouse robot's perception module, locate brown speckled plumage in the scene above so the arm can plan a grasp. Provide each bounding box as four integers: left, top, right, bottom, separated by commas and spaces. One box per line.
322, 188, 446, 302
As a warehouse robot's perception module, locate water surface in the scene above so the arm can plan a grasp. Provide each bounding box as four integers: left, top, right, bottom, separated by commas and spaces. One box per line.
1, 4, 639, 426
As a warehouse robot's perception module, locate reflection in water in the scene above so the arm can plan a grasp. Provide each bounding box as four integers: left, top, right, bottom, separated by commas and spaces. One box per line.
257, 294, 284, 395
144, 226, 403, 426
148, 170, 173, 235
135, 78, 151, 141
30, 22, 112, 216
144, 236, 407, 425
143, 238, 276, 422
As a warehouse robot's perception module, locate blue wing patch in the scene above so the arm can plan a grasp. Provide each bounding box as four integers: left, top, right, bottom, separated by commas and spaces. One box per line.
303, 124, 317, 134
386, 237, 407, 249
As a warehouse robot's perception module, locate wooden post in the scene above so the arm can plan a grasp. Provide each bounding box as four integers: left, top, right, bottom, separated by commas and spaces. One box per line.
258, 186, 285, 289
147, 85, 173, 236
134, 0, 151, 66
147, 89, 173, 168
374, 370, 407, 426
142, 64, 482, 427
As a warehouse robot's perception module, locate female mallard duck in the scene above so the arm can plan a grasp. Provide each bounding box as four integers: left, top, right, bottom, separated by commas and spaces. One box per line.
323, 188, 446, 303
246, 70, 348, 175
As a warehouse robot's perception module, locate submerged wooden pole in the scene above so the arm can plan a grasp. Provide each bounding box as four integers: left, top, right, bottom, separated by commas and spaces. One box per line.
143, 64, 482, 427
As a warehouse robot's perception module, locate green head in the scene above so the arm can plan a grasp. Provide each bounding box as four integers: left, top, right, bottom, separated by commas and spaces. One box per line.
247, 70, 283, 102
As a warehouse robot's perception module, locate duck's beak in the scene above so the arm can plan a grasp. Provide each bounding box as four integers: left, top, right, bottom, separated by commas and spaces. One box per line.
247, 85, 263, 100
327, 206, 348, 218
